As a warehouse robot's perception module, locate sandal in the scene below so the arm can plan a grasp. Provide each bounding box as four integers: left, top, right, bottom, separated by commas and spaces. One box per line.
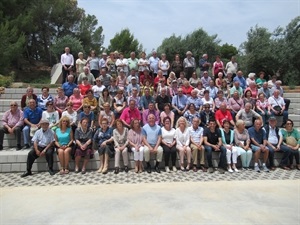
75, 167, 80, 173
64, 169, 69, 174
59, 169, 64, 175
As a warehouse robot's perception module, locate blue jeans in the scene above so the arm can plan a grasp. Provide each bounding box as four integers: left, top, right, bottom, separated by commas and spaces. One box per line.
204, 145, 227, 169
22, 125, 31, 146
267, 144, 291, 167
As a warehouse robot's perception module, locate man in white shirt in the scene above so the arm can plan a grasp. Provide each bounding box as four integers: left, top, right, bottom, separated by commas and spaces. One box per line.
225, 56, 238, 76
189, 117, 206, 172
149, 51, 160, 76
60, 47, 74, 84
265, 117, 291, 170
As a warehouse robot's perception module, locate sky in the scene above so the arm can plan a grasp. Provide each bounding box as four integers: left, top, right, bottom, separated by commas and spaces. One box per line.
77, 0, 300, 53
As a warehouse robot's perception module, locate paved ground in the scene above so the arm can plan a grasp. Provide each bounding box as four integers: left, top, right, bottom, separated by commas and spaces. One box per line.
0, 167, 299, 187
0, 169, 299, 225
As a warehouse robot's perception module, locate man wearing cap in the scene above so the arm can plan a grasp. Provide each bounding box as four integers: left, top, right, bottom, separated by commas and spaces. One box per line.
126, 69, 139, 85
127, 76, 140, 96
77, 66, 95, 85
199, 54, 211, 77
22, 99, 43, 149
21, 119, 55, 177
149, 51, 160, 77
183, 51, 196, 80
265, 116, 291, 170
60, 47, 74, 84
0, 101, 24, 150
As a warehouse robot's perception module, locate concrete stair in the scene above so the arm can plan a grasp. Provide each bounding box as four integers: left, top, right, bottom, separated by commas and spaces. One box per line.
0, 87, 299, 172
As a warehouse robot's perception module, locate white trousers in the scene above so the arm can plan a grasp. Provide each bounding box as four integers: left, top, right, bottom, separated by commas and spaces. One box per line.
131, 146, 144, 161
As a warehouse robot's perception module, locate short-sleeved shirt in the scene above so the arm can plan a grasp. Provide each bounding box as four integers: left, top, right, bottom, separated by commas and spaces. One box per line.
142, 124, 162, 147
32, 128, 55, 147
248, 127, 266, 145
172, 94, 188, 110
203, 128, 221, 145
281, 128, 300, 145
189, 126, 204, 144
24, 107, 43, 124
93, 127, 113, 146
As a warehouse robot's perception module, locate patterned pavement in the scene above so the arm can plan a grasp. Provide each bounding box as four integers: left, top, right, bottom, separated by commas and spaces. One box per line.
1, 168, 299, 187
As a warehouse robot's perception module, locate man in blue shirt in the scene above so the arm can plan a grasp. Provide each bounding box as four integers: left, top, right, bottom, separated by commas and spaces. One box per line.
62, 75, 78, 98
140, 87, 154, 111
233, 71, 247, 90
142, 114, 163, 173
22, 99, 43, 149
248, 119, 270, 172
172, 87, 188, 120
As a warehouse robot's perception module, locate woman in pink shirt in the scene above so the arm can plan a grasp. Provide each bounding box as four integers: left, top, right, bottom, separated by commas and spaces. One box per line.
69, 88, 83, 112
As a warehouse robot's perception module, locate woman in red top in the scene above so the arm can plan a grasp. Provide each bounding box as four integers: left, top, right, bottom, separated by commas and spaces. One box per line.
78, 77, 91, 97
154, 70, 166, 91
181, 81, 194, 96
212, 55, 224, 80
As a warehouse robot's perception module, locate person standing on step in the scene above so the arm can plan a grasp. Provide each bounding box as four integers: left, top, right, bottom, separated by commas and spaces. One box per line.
21, 119, 55, 177
0, 101, 24, 150
61, 47, 74, 84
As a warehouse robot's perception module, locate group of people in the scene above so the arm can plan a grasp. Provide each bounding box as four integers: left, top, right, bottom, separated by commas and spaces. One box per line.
0, 47, 299, 177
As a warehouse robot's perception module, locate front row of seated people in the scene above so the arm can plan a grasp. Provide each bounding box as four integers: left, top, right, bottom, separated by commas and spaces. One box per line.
19, 111, 300, 177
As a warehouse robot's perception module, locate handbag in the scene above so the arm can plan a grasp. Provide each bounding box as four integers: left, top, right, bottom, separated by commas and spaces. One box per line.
286, 136, 297, 147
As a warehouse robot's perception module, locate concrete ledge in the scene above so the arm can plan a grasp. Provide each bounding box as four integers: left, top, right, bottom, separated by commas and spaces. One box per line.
0, 149, 297, 173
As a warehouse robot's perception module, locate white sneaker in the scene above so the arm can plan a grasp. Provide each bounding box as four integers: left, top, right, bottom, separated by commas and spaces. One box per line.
165, 167, 170, 173
172, 166, 177, 172
255, 165, 260, 173
233, 168, 239, 173
228, 168, 233, 173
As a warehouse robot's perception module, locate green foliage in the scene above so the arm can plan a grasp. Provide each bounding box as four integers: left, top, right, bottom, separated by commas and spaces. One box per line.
107, 28, 143, 58
157, 28, 220, 63
0, 73, 15, 87
74, 14, 104, 55
50, 35, 84, 62
0, 21, 25, 74
219, 43, 238, 60
157, 34, 185, 61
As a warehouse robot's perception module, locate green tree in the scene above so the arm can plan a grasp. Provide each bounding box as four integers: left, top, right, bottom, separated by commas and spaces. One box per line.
219, 43, 238, 61
107, 28, 143, 58
156, 34, 185, 61
156, 28, 220, 65
74, 14, 104, 55
0, 21, 25, 74
50, 35, 84, 62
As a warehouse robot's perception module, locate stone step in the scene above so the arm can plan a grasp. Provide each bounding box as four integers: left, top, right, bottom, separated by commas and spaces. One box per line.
0, 149, 293, 172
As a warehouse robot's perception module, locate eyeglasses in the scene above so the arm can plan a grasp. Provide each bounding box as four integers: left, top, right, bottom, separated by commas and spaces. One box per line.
10, 104, 17, 106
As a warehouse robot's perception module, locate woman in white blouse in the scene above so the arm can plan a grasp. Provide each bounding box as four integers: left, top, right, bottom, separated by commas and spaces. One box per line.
161, 116, 177, 172
175, 116, 191, 171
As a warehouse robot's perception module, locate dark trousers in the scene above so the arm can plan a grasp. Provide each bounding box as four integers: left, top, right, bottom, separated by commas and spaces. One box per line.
62, 65, 71, 84
184, 67, 195, 80
289, 149, 299, 165
0, 126, 22, 145
90, 70, 100, 79
284, 98, 290, 111
204, 145, 227, 169
26, 146, 54, 171
267, 144, 290, 167
162, 143, 177, 167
